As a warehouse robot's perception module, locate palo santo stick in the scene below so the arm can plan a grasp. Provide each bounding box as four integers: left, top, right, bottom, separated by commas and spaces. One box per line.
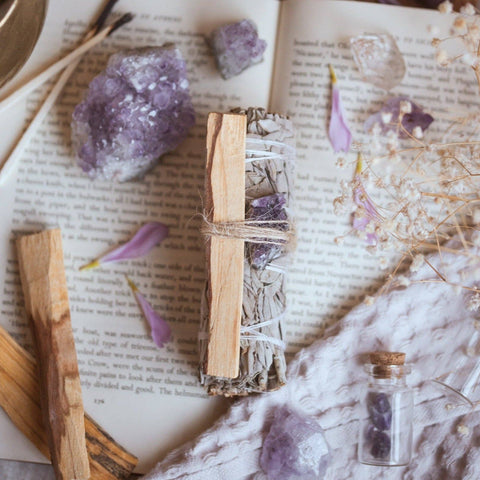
0, 325, 138, 479
17, 229, 90, 480
0, 13, 133, 117
0, 0, 119, 186
204, 112, 246, 378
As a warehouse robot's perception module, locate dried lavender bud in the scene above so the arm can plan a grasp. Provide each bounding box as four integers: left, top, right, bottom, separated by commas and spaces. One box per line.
247, 192, 287, 270
209, 19, 267, 79
370, 431, 391, 459
72, 45, 195, 182
367, 392, 392, 430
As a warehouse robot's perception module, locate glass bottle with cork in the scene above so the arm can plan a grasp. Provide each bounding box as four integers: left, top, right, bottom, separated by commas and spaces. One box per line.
358, 351, 413, 467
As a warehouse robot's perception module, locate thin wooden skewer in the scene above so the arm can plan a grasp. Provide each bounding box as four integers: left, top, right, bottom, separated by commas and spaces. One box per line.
0, 12, 132, 116
0, 0, 120, 185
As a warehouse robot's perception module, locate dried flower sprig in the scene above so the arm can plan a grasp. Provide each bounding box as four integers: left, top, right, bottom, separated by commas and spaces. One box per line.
432, 1, 480, 91
334, 14, 480, 300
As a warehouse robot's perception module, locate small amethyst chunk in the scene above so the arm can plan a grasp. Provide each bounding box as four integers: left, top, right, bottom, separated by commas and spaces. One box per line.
209, 19, 267, 79
364, 96, 433, 138
367, 392, 392, 430
72, 45, 195, 181
370, 431, 391, 459
247, 192, 288, 270
260, 405, 330, 480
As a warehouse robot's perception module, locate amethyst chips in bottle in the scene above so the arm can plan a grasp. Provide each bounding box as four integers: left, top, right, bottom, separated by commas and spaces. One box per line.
358, 351, 413, 466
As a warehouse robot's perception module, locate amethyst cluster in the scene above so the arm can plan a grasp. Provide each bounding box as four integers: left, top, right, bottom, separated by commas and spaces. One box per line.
247, 192, 288, 270
72, 45, 195, 182
209, 19, 267, 79
261, 405, 330, 480
364, 96, 434, 138
365, 392, 392, 459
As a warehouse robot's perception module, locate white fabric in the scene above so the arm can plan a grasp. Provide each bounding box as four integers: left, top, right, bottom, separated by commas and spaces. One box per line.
143, 245, 480, 480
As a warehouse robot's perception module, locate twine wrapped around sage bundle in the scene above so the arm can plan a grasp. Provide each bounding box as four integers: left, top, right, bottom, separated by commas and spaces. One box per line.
199, 107, 296, 396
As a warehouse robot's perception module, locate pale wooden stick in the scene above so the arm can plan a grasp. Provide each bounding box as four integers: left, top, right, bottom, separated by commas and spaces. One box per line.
0, 0, 119, 186
17, 229, 90, 480
0, 13, 132, 117
0, 325, 138, 479
204, 112, 246, 378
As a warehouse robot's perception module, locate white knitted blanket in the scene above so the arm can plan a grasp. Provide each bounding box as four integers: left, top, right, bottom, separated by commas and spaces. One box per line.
143, 245, 480, 480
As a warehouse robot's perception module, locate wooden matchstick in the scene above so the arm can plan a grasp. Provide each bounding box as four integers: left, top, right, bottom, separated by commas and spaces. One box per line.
0, 13, 133, 117
0, 0, 119, 186
204, 112, 246, 378
0, 325, 138, 479
16, 229, 90, 480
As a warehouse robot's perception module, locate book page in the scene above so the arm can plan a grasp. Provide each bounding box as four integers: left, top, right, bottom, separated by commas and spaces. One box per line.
270, 1, 475, 351
0, 0, 279, 472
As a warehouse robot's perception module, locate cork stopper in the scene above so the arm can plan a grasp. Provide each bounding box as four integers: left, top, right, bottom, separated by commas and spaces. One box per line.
369, 351, 405, 366
369, 351, 406, 378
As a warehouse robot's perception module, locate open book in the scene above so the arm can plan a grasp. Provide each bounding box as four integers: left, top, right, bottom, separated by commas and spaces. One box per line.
0, 0, 464, 473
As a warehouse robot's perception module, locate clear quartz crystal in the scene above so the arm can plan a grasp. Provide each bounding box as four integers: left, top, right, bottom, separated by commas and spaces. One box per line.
350, 34, 406, 91
359, 363, 413, 467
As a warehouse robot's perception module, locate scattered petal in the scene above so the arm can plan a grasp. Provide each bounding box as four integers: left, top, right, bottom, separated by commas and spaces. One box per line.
126, 276, 171, 348
364, 96, 434, 138
80, 222, 169, 270
352, 154, 382, 246
328, 65, 352, 153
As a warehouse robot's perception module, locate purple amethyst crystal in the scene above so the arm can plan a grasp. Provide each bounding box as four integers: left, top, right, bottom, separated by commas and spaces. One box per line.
370, 431, 391, 459
367, 392, 392, 430
247, 192, 288, 270
72, 45, 195, 181
209, 19, 267, 79
260, 405, 330, 480
364, 96, 433, 138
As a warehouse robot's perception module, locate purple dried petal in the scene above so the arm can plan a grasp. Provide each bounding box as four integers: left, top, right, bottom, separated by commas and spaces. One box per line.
352, 156, 382, 246
209, 19, 267, 79
127, 277, 171, 348
80, 222, 168, 270
72, 46, 195, 181
364, 96, 434, 138
328, 66, 352, 153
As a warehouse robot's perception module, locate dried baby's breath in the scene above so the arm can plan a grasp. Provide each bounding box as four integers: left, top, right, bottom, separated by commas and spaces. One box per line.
333, 7, 480, 300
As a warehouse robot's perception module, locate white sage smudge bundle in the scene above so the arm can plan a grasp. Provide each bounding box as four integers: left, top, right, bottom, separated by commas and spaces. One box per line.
199, 107, 296, 396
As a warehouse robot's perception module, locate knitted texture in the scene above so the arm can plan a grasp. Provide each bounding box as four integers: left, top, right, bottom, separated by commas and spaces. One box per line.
143, 244, 480, 480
